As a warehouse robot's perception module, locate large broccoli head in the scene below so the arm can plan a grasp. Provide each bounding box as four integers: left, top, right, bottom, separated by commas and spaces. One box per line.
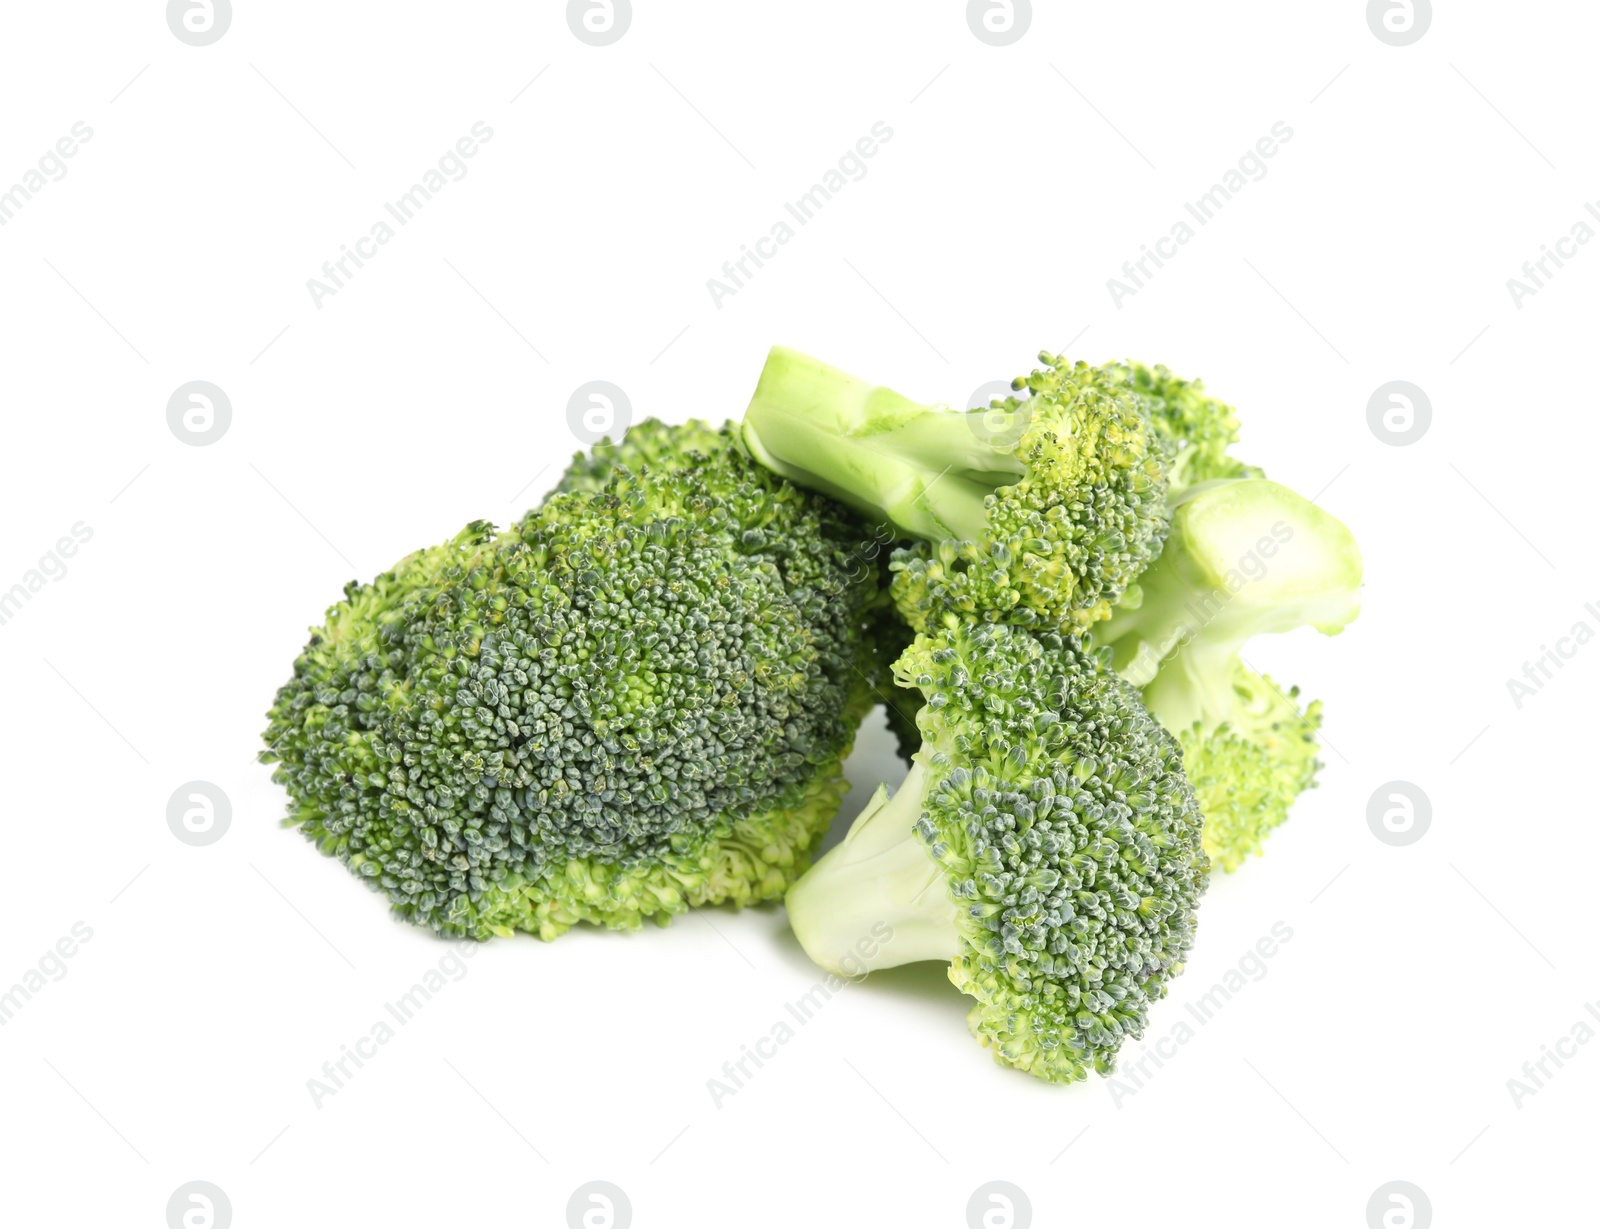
785, 620, 1209, 1084
1096, 477, 1362, 871
261, 427, 890, 940
741, 347, 1171, 637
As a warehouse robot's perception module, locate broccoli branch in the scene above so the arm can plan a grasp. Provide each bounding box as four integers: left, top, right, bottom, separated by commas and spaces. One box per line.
742, 345, 1027, 541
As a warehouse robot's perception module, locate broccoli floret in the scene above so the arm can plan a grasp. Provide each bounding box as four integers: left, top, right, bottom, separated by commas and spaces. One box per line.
1102, 362, 1259, 495
742, 346, 1171, 636
1171, 675, 1323, 873
260, 427, 890, 940
785, 621, 1209, 1084
1095, 477, 1362, 871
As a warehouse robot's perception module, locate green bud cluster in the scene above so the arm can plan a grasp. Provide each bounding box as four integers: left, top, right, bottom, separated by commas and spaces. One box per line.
889, 356, 1170, 636
1176, 666, 1323, 872
1102, 361, 1259, 494
261, 426, 887, 939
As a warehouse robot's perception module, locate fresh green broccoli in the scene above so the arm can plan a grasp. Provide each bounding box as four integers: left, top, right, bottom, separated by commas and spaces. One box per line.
1095, 477, 1362, 871
260, 426, 891, 940
1102, 362, 1259, 495
785, 620, 1209, 1084
742, 346, 1171, 636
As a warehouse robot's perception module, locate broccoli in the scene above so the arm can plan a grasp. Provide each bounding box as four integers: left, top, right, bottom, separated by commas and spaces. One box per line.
1103, 362, 1259, 496
260, 425, 892, 940
551, 417, 731, 497
785, 620, 1209, 1084
557, 417, 926, 762
742, 346, 1171, 636
1095, 477, 1362, 870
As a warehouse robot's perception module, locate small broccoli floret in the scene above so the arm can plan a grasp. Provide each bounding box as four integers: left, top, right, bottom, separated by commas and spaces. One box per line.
1102, 362, 1259, 496
742, 347, 1171, 636
785, 621, 1209, 1084
261, 429, 889, 940
1095, 477, 1362, 870
1176, 676, 1322, 872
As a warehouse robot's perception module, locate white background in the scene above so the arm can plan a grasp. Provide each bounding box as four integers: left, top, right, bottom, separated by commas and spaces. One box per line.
1, 2, 1593, 1226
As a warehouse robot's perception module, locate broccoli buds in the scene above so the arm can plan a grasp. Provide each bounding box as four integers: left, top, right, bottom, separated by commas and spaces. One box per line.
260, 343, 1365, 1092
1104, 362, 1260, 496
261, 425, 892, 939
787, 622, 1209, 1083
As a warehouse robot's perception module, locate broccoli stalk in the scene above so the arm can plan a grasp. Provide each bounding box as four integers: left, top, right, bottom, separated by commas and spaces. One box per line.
786, 760, 963, 970
743, 346, 1170, 634
1096, 477, 1363, 870
743, 346, 1032, 542
785, 621, 1209, 1084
